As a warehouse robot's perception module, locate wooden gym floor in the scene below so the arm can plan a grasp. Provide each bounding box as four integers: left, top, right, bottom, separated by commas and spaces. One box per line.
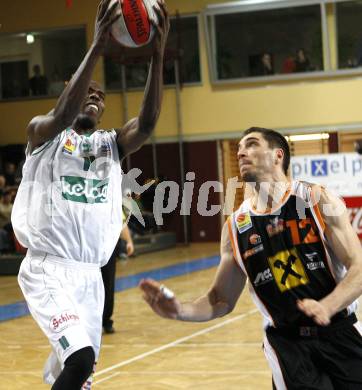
0, 243, 360, 390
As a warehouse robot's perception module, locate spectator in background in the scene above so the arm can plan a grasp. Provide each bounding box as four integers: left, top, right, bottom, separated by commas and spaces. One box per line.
261, 53, 274, 75
282, 54, 296, 74
0, 190, 13, 253
0, 175, 6, 197
294, 48, 312, 73
4, 162, 16, 187
347, 58, 358, 68
14, 145, 27, 185
0, 190, 13, 226
29, 64, 48, 96
49, 68, 65, 96
252, 52, 274, 77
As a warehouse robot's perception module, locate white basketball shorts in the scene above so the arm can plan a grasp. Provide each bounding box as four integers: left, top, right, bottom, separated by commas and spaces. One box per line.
18, 250, 104, 385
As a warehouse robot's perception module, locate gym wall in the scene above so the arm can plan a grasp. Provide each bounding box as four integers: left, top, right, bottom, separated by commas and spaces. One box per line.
1, 0, 362, 145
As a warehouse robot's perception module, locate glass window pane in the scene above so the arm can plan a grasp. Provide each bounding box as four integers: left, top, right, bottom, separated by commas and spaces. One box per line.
163, 16, 201, 85
0, 27, 86, 100
104, 15, 200, 90
213, 5, 323, 80
337, 0, 362, 69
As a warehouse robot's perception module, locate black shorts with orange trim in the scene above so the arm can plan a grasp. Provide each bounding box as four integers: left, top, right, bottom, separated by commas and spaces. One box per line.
266, 313, 362, 390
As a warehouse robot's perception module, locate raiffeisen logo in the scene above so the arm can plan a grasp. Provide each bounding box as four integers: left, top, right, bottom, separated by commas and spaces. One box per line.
61, 176, 109, 204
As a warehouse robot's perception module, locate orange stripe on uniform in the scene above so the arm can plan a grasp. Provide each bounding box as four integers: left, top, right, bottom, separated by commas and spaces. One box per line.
227, 216, 238, 262
311, 189, 326, 232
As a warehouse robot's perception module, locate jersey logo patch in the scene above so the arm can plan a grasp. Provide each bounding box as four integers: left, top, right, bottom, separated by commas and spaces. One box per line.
236, 212, 252, 233
243, 243, 264, 260
63, 137, 76, 155
249, 233, 261, 245
268, 248, 309, 292
305, 252, 325, 271
101, 140, 112, 156
61, 176, 109, 204
266, 217, 284, 237
253, 268, 273, 286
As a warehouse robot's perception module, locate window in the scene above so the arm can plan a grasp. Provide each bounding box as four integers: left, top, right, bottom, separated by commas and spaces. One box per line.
104, 15, 201, 90
1, 60, 29, 99
206, 3, 323, 81
0, 27, 86, 100
336, 0, 362, 69
339, 131, 362, 152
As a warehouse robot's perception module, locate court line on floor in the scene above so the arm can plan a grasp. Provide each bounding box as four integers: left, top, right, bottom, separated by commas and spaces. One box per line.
0, 255, 220, 322
95, 370, 271, 375
99, 342, 261, 348
93, 308, 258, 386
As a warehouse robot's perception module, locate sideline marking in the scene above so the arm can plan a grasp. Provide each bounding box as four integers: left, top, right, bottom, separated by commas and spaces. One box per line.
93, 309, 258, 385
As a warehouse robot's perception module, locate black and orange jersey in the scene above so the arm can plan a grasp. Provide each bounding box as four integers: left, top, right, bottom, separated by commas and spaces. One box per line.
228, 181, 357, 329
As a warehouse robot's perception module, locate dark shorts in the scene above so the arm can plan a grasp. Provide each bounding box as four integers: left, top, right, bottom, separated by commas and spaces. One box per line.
264, 314, 362, 390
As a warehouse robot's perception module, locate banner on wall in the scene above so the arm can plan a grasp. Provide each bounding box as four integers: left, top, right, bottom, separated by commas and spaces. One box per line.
291, 152, 362, 197
291, 153, 362, 238
344, 197, 362, 239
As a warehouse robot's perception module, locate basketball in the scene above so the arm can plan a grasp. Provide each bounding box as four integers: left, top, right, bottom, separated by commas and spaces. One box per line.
109, 0, 158, 48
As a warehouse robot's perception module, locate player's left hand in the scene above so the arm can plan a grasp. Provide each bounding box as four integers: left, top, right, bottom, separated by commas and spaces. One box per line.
297, 299, 332, 326
93, 0, 122, 53
139, 278, 181, 319
151, 0, 170, 55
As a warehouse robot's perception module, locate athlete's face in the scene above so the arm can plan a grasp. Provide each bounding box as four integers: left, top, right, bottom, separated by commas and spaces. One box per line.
237, 132, 280, 182
80, 81, 106, 125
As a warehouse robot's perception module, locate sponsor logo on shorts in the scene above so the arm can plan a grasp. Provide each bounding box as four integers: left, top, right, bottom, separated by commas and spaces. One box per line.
236, 212, 252, 233
61, 176, 109, 204
50, 311, 80, 333
253, 268, 273, 286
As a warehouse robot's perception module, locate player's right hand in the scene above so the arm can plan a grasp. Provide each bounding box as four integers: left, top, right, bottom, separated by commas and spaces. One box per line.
93, 0, 122, 52
151, 0, 170, 55
139, 278, 181, 320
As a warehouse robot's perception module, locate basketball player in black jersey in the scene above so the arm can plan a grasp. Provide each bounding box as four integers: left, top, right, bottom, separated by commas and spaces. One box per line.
140, 127, 362, 389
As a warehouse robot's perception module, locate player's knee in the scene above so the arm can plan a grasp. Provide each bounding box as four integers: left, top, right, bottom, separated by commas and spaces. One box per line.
65, 346, 95, 380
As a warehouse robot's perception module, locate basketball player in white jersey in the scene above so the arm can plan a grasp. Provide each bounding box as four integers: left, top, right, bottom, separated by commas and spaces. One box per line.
12, 0, 169, 389
140, 128, 362, 389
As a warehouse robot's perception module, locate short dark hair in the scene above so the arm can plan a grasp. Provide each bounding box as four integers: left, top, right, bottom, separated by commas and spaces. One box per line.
242, 127, 290, 174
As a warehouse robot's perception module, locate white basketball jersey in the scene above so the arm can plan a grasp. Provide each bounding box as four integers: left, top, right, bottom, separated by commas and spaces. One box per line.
12, 129, 123, 266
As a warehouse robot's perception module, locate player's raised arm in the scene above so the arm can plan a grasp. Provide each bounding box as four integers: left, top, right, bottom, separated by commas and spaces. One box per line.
139, 221, 247, 322
116, 0, 170, 157
27, 0, 121, 152
297, 187, 362, 325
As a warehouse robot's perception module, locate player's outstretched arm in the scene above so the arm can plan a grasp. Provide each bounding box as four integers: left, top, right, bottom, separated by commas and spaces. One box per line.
139, 221, 247, 322
27, 0, 121, 152
116, 0, 170, 157
297, 187, 362, 326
